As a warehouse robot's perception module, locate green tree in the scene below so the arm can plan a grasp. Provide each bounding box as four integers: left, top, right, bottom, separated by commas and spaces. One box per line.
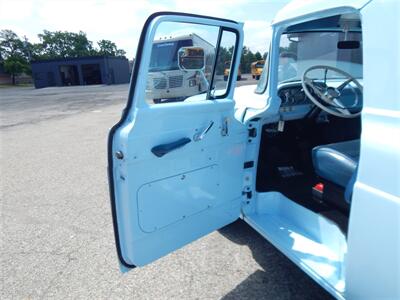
255, 51, 262, 61
215, 46, 233, 75
0, 30, 31, 84
32, 31, 126, 60
240, 46, 256, 73
263, 52, 268, 60
97, 39, 126, 57
0, 30, 25, 57
3, 56, 29, 84
37, 30, 95, 59
279, 41, 297, 55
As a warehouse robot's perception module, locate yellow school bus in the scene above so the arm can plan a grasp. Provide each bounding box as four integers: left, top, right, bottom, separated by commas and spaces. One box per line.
224, 61, 241, 81
251, 60, 265, 80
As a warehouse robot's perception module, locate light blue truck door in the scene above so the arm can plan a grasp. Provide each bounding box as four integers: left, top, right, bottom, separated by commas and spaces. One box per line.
108, 12, 246, 270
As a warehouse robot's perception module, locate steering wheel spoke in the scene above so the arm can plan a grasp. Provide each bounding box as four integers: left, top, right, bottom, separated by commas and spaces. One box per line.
337, 78, 353, 91
304, 77, 325, 98
301, 65, 362, 118
331, 98, 351, 115
335, 107, 351, 115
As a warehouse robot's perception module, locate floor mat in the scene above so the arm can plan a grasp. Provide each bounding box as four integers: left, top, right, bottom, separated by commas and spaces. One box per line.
258, 163, 319, 209
256, 121, 349, 235
257, 169, 349, 235
276, 166, 303, 178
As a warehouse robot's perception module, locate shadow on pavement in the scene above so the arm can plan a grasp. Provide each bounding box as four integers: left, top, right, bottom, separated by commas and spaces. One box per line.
218, 220, 334, 300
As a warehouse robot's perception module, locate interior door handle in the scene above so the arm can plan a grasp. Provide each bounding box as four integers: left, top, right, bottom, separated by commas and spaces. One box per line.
151, 137, 191, 157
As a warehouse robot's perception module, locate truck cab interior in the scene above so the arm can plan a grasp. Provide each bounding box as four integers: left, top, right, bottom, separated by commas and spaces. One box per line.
243, 12, 363, 295
256, 13, 362, 230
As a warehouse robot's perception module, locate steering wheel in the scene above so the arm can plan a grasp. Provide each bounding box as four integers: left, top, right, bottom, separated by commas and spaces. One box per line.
301, 65, 363, 118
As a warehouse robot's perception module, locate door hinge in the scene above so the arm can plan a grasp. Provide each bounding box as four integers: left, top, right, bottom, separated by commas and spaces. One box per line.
243, 191, 252, 200
242, 191, 252, 205
248, 128, 257, 138
242, 186, 252, 204
244, 161, 254, 169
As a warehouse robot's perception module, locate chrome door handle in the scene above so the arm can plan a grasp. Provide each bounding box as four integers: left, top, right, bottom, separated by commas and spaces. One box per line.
193, 121, 214, 141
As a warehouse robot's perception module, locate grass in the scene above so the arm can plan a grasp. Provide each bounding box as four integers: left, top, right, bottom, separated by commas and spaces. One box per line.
0, 83, 34, 89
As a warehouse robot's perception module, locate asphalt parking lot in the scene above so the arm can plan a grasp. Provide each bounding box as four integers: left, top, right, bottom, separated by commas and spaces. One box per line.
1, 78, 333, 299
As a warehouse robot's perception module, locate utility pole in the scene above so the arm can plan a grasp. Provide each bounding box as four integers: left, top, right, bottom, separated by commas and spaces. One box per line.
23, 35, 32, 61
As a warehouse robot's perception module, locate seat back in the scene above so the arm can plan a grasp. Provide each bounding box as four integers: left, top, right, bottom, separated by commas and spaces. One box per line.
344, 166, 358, 204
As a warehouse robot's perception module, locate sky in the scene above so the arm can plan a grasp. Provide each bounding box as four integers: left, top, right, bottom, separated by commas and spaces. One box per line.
0, 0, 290, 59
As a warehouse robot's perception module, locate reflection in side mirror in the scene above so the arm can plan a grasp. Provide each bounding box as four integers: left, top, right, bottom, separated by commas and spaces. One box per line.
337, 40, 360, 49
178, 47, 205, 71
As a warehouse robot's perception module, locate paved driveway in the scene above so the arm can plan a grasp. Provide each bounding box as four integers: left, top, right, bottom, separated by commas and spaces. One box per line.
0, 83, 332, 299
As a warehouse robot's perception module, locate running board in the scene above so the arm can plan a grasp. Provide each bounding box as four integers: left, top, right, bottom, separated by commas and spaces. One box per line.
244, 192, 347, 300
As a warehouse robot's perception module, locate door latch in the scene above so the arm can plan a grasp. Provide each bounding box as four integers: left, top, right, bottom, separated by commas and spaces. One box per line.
221, 117, 229, 136
193, 121, 214, 141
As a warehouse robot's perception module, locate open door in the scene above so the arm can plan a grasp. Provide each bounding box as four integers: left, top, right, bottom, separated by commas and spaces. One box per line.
108, 12, 246, 270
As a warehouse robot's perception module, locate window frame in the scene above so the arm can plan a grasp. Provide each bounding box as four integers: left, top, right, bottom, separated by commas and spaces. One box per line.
208, 27, 240, 100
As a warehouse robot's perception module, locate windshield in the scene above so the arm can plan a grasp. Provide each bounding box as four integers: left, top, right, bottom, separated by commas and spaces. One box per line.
278, 31, 362, 83
149, 39, 193, 72
255, 63, 264, 68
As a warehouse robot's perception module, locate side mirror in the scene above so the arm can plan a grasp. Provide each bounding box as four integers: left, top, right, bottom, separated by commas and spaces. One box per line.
178, 47, 205, 71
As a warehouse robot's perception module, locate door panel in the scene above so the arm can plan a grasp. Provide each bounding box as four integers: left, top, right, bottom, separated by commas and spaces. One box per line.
108, 13, 244, 269
138, 164, 220, 233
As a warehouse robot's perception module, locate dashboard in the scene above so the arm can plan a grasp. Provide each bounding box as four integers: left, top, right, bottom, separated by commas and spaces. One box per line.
278, 83, 314, 119
277, 81, 363, 120
279, 85, 310, 107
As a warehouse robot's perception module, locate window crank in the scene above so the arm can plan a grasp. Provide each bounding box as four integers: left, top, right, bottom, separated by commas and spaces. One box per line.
193, 121, 214, 141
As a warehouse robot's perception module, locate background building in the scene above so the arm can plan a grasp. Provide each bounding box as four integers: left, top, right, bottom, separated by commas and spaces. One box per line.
31, 56, 130, 88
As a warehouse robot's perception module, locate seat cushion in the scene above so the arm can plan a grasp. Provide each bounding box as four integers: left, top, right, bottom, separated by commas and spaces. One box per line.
312, 140, 360, 187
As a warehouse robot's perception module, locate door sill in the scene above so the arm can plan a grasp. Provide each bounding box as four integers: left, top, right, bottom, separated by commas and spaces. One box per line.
244, 192, 346, 300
